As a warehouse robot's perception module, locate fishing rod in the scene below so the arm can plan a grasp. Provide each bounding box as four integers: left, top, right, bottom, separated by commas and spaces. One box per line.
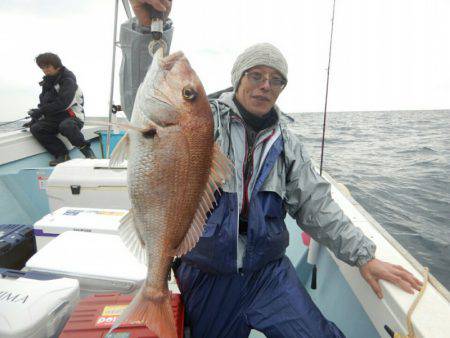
320, 0, 336, 176
0, 116, 29, 127
309, 0, 337, 290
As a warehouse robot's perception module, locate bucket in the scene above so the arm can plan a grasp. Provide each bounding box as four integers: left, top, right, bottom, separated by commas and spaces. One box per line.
96, 130, 125, 159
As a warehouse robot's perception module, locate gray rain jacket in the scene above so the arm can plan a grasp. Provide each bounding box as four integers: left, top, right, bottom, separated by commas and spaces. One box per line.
184, 91, 376, 271
119, 18, 174, 119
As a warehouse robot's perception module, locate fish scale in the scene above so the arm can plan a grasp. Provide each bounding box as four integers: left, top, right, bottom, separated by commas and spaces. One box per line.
108, 50, 232, 338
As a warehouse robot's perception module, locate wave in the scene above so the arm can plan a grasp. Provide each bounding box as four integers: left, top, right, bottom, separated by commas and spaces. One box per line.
398, 146, 437, 155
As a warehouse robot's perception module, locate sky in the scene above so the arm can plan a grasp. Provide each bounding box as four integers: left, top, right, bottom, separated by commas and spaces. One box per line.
0, 0, 449, 122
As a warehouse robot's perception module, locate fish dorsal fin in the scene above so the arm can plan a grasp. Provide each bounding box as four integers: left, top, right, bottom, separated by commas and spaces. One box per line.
118, 209, 148, 266
109, 132, 130, 167
174, 143, 233, 257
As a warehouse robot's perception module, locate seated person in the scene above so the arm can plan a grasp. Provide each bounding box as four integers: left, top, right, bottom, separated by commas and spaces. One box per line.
24, 52, 95, 166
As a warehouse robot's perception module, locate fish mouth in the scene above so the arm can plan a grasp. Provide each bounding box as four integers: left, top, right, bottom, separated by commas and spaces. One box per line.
147, 51, 188, 106
160, 51, 186, 71
152, 87, 173, 107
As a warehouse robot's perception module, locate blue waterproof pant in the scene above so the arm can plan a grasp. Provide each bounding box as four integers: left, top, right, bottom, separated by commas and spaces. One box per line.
30, 117, 87, 157
176, 256, 345, 338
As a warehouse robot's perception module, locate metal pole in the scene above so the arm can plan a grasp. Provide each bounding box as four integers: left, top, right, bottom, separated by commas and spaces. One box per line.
319, 0, 337, 176
106, 0, 120, 158
121, 0, 132, 19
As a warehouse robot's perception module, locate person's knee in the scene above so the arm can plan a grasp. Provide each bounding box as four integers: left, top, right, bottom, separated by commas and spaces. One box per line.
58, 119, 78, 135
29, 123, 41, 136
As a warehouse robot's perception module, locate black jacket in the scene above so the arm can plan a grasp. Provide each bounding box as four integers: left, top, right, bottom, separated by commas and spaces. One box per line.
38, 67, 78, 121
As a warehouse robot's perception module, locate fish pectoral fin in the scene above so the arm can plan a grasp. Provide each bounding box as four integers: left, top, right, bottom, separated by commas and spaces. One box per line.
109, 132, 129, 167
173, 143, 234, 257
142, 126, 158, 138
140, 119, 178, 138
118, 210, 147, 265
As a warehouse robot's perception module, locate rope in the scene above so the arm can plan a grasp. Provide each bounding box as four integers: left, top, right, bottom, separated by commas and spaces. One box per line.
394, 267, 430, 338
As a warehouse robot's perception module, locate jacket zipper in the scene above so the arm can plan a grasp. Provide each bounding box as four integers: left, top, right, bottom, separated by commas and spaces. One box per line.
232, 114, 276, 273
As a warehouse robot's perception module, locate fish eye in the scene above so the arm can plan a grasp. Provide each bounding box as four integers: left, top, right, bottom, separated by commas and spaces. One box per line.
182, 86, 197, 101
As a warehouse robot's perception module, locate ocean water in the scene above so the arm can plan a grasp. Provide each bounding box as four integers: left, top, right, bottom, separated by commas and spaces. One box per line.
290, 110, 450, 290
1, 111, 449, 290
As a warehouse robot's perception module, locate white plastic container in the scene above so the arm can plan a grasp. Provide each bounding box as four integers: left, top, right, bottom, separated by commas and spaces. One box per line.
33, 207, 128, 250
25, 231, 147, 297
45, 159, 130, 211
0, 274, 79, 338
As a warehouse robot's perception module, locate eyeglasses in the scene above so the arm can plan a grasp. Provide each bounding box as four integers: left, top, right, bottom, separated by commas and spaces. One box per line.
244, 71, 286, 90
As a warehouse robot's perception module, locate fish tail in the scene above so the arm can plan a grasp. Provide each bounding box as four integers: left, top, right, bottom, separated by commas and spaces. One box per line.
109, 285, 177, 338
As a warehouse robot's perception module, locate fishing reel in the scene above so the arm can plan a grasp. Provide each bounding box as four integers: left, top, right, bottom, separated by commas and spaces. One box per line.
111, 104, 122, 114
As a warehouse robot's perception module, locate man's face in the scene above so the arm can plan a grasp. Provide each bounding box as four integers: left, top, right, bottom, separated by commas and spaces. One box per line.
235, 66, 286, 117
40, 65, 60, 76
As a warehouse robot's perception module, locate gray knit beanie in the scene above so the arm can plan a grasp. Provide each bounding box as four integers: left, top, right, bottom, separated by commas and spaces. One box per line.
231, 43, 288, 90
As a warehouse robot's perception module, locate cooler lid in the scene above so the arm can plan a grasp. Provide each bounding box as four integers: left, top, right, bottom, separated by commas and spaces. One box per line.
33, 207, 128, 235
46, 159, 127, 188
26, 231, 147, 282
0, 277, 79, 337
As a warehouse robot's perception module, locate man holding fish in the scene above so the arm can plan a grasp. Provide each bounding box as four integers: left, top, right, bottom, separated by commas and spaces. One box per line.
112, 1, 423, 337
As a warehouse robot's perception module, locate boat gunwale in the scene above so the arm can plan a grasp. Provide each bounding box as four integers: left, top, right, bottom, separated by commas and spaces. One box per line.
323, 170, 450, 302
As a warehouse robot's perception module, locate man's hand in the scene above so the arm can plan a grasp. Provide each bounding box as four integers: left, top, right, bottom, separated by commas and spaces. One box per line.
131, 0, 172, 26
138, 0, 171, 12
359, 258, 423, 299
27, 109, 42, 120
22, 119, 36, 128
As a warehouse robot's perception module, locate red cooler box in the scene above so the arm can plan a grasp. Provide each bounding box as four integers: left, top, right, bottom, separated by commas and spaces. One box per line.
60, 292, 184, 338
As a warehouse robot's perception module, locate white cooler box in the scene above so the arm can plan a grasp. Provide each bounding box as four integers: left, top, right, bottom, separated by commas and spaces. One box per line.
46, 159, 130, 211
33, 207, 128, 250
25, 231, 147, 297
0, 272, 79, 338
